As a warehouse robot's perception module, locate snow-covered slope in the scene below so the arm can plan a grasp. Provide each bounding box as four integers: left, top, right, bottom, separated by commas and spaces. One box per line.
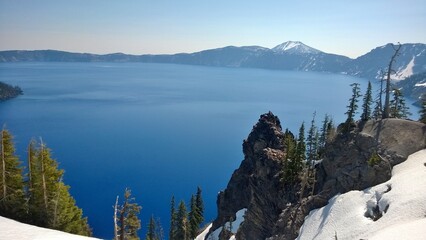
297, 149, 426, 240
272, 41, 321, 54
0, 216, 100, 240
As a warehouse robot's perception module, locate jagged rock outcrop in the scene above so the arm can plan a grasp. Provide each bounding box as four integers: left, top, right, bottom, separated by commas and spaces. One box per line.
207, 113, 426, 240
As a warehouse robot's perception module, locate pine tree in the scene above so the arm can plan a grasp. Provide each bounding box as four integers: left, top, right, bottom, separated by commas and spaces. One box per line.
361, 81, 373, 121
118, 188, 141, 240
281, 129, 297, 183
175, 200, 189, 240
0, 128, 26, 220
345, 83, 361, 128
306, 112, 318, 164
146, 215, 158, 240
195, 187, 204, 225
420, 98, 426, 124
28, 139, 91, 235
169, 196, 177, 240
389, 89, 410, 118
188, 195, 200, 239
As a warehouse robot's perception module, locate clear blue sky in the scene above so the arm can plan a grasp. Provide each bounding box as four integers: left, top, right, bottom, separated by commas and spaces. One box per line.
0, 0, 425, 58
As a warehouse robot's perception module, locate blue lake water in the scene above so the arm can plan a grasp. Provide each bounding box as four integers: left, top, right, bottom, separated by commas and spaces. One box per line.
0, 62, 419, 238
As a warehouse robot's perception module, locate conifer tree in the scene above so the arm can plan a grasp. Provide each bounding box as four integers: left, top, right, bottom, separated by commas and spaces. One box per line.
117, 188, 141, 240
146, 215, 158, 240
28, 140, 91, 235
195, 187, 204, 225
176, 200, 189, 240
383, 43, 401, 118
389, 89, 410, 118
188, 195, 200, 239
281, 129, 298, 183
306, 112, 318, 164
0, 128, 26, 220
361, 81, 373, 121
169, 196, 177, 240
345, 83, 361, 128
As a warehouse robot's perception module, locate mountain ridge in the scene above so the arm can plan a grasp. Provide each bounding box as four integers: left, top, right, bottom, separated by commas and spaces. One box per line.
1, 42, 425, 81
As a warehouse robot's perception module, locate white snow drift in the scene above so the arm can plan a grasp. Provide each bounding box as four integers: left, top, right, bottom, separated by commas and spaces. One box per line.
297, 149, 426, 240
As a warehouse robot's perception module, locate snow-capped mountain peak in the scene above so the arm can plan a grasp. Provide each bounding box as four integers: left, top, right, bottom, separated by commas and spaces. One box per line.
272, 41, 321, 54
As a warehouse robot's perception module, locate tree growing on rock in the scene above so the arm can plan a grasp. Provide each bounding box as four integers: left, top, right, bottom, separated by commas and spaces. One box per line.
361, 81, 373, 121
383, 43, 402, 118
345, 83, 361, 129
389, 89, 410, 118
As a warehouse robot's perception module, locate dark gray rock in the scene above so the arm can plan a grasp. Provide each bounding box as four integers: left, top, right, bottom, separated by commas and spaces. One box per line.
207, 114, 426, 240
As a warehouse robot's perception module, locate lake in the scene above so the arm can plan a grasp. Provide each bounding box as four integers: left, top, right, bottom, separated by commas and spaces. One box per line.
0, 62, 418, 238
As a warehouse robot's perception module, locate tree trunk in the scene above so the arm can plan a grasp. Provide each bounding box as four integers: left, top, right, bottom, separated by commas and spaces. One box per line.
27, 142, 33, 194
1, 130, 6, 198
383, 43, 401, 118
40, 139, 48, 210
52, 176, 62, 228
114, 196, 119, 240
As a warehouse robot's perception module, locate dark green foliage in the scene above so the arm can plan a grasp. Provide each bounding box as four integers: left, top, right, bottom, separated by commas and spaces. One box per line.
28, 139, 91, 236
389, 89, 410, 119
368, 152, 381, 166
146, 215, 159, 240
175, 200, 189, 240
345, 83, 361, 126
281, 124, 306, 183
361, 81, 373, 121
420, 98, 426, 123
169, 196, 177, 240
0, 81, 23, 101
0, 129, 26, 220
306, 112, 319, 164
188, 195, 200, 239
118, 188, 141, 240
195, 187, 204, 224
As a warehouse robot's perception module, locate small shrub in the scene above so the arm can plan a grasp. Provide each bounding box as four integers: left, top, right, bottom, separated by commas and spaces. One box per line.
368, 152, 381, 166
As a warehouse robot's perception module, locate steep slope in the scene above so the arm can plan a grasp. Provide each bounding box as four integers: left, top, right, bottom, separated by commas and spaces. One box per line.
395, 71, 426, 105
203, 113, 426, 240
297, 149, 426, 240
347, 43, 426, 80
0, 216, 99, 240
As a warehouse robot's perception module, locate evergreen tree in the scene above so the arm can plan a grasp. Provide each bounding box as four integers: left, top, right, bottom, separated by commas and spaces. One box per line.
306, 112, 319, 164
383, 43, 402, 118
281, 129, 297, 183
146, 215, 158, 240
420, 98, 426, 124
389, 89, 410, 118
361, 81, 373, 121
318, 114, 329, 151
345, 83, 361, 128
169, 196, 177, 240
28, 139, 91, 235
188, 195, 200, 239
195, 187, 204, 225
175, 200, 189, 240
118, 188, 141, 240
0, 129, 26, 220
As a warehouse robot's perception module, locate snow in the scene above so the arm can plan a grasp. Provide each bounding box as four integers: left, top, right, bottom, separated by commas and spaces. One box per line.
414, 82, 426, 87
297, 149, 426, 240
200, 208, 247, 240
0, 216, 100, 240
272, 41, 321, 54
195, 223, 212, 240
391, 56, 415, 80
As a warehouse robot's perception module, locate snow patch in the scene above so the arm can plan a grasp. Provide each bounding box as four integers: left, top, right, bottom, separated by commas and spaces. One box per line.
272, 41, 320, 54
195, 223, 212, 240
391, 56, 415, 80
297, 149, 426, 240
414, 82, 426, 87
0, 216, 99, 240
206, 208, 247, 240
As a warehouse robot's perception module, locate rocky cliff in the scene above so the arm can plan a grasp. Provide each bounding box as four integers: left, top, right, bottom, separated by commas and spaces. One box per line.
206, 112, 426, 240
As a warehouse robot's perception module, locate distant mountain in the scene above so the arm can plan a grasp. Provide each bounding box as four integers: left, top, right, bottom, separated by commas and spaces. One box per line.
1, 42, 426, 81
347, 43, 426, 80
395, 71, 426, 105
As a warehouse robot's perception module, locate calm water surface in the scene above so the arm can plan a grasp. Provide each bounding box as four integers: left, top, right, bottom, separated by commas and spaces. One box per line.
1, 62, 417, 238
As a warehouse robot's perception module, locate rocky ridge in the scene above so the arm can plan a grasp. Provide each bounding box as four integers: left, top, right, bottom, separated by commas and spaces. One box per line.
206, 112, 426, 240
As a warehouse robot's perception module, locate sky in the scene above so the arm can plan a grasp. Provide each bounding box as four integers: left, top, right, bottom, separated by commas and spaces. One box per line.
0, 0, 425, 58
